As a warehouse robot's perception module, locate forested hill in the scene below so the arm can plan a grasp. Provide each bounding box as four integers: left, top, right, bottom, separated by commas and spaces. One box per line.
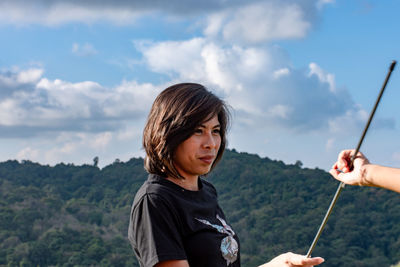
0, 149, 399, 267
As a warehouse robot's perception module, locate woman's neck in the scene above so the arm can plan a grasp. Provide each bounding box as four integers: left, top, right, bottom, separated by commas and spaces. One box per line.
167, 176, 199, 191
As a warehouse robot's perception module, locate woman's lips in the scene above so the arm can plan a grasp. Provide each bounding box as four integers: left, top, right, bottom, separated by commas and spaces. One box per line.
199, 155, 215, 164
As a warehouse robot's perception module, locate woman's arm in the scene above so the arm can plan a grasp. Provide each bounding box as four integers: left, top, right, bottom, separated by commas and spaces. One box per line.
155, 260, 189, 267
258, 252, 324, 267
360, 164, 400, 193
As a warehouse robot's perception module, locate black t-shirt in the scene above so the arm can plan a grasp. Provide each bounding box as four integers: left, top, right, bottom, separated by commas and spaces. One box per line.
128, 174, 240, 267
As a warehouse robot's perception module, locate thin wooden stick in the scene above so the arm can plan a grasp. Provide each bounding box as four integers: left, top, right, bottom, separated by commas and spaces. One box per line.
306, 60, 397, 257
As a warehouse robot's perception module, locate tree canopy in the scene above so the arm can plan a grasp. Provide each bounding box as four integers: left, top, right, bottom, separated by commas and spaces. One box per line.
0, 149, 399, 266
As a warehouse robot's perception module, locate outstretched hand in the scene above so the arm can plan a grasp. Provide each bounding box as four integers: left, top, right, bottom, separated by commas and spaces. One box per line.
329, 149, 370, 186
259, 252, 324, 267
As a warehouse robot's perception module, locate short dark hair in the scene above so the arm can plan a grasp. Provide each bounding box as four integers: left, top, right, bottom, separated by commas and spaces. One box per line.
143, 83, 230, 179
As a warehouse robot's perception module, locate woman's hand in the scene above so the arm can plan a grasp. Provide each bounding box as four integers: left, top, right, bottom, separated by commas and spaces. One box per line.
330, 149, 400, 193
259, 252, 324, 267
329, 149, 370, 186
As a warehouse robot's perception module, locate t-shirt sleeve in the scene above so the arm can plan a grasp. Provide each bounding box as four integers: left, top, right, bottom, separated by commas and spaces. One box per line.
129, 193, 187, 266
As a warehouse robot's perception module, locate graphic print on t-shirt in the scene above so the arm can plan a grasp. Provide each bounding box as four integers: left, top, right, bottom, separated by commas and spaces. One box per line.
196, 214, 239, 265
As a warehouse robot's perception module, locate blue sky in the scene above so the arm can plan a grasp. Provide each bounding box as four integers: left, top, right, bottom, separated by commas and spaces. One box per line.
0, 0, 399, 170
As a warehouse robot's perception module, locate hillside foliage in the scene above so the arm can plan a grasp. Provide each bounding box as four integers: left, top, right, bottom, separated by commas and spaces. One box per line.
0, 149, 399, 267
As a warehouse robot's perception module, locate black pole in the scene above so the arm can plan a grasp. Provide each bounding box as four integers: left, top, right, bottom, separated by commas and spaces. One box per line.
306, 60, 397, 258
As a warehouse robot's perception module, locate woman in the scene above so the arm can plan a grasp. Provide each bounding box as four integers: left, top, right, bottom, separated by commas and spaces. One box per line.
330, 149, 400, 193
128, 83, 324, 267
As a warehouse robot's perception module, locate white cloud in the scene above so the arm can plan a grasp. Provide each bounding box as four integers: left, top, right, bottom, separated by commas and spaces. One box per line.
0, 67, 160, 137
138, 38, 357, 132
137, 36, 394, 138
136, 38, 206, 80
72, 43, 98, 57
309, 62, 336, 92
220, 2, 311, 44
0, 0, 218, 25
267, 105, 292, 119
0, 0, 327, 37
325, 138, 335, 151
0, 99, 25, 126
273, 68, 290, 79
9, 129, 143, 166
328, 108, 367, 134
204, 13, 227, 37
89, 132, 113, 149
0, 1, 142, 25
317, 0, 335, 9
103, 80, 161, 117
137, 38, 277, 93
35, 140, 78, 163
59, 142, 77, 154
0, 68, 44, 97
117, 125, 142, 141
16, 147, 39, 160
17, 68, 44, 83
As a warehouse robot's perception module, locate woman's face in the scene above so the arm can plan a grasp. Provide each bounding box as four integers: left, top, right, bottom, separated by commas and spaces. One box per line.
173, 115, 221, 180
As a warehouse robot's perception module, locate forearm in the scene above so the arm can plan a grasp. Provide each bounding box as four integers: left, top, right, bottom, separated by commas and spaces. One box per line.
363, 164, 400, 193
258, 262, 279, 267
257, 252, 324, 267
258, 262, 285, 267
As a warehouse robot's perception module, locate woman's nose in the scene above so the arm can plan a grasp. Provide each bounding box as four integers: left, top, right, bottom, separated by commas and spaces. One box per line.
202, 132, 218, 149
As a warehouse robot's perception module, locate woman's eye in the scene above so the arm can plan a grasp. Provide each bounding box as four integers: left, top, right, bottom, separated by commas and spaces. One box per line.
194, 129, 203, 134
213, 129, 221, 134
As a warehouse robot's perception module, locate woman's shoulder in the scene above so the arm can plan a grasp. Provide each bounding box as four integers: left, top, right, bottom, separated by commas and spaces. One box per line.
133, 174, 173, 202
200, 178, 218, 196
